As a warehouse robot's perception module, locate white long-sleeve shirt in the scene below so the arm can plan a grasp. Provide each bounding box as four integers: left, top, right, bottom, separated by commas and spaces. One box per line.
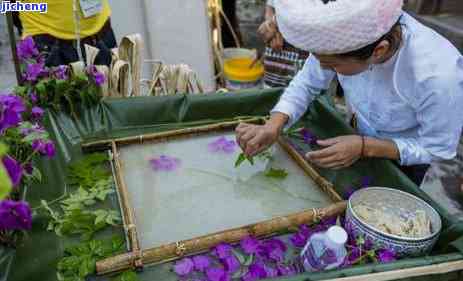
271, 13, 463, 166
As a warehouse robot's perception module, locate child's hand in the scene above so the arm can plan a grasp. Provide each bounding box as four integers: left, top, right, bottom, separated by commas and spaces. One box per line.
235, 122, 280, 157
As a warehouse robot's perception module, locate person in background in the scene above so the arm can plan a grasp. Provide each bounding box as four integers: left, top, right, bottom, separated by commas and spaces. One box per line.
16, 0, 116, 66
258, 0, 311, 88
236, 0, 463, 185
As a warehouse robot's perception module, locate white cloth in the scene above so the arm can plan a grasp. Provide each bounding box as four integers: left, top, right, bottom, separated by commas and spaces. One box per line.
274, 0, 403, 54
271, 13, 463, 166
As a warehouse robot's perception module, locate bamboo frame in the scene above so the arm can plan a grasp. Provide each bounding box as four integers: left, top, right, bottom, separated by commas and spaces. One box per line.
94, 120, 345, 275
325, 260, 463, 281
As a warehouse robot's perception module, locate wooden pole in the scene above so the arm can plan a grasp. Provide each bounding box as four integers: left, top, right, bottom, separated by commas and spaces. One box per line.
6, 12, 22, 86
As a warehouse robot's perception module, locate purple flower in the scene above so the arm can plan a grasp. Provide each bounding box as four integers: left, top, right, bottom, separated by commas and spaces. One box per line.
242, 263, 267, 281
321, 217, 337, 228
290, 232, 308, 248
0, 200, 32, 230
222, 255, 240, 273
240, 236, 260, 255
276, 263, 296, 277
320, 248, 338, 265
208, 137, 236, 154
173, 258, 194, 276
263, 264, 278, 278
24, 62, 47, 82
377, 249, 396, 263
0, 94, 26, 133
149, 155, 180, 172
257, 239, 287, 262
193, 255, 211, 272
31, 106, 44, 120
17, 37, 39, 62
86, 65, 105, 86
44, 142, 55, 158
300, 128, 318, 145
206, 267, 230, 281
2, 155, 23, 187
31, 140, 55, 158
213, 243, 233, 259
346, 246, 361, 266
29, 91, 38, 104
53, 65, 69, 80
20, 123, 45, 136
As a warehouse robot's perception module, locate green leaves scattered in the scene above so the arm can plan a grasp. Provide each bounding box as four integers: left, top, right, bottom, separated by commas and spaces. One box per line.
42, 201, 121, 240
57, 236, 126, 281
264, 168, 288, 180
0, 143, 12, 200
67, 153, 111, 189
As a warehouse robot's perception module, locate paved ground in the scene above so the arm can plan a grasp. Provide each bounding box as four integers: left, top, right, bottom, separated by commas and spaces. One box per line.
0, 15, 18, 92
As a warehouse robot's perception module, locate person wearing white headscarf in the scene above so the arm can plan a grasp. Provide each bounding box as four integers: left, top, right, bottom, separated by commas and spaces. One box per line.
236, 0, 463, 185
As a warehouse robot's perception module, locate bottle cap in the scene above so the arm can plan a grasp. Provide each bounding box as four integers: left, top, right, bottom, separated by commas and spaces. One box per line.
326, 226, 348, 245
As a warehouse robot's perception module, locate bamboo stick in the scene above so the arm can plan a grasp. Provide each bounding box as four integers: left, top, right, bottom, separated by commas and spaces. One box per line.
324, 260, 463, 281
111, 142, 143, 268
96, 201, 347, 275
278, 138, 343, 202
82, 117, 265, 148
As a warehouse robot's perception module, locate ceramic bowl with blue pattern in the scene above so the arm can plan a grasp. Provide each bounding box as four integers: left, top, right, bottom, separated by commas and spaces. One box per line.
345, 187, 442, 257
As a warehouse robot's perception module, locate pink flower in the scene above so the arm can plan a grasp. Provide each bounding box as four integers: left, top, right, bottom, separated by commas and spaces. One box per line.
173, 258, 194, 276
149, 155, 180, 172
208, 137, 236, 154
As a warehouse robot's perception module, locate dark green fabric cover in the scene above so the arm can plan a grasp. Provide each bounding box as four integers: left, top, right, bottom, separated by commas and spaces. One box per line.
2, 88, 463, 281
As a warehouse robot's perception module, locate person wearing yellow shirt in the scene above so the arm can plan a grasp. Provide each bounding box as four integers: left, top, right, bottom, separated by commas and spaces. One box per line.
17, 0, 115, 66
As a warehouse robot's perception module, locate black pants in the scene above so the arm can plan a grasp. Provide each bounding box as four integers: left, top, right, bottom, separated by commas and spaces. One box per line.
32, 20, 117, 67
397, 163, 430, 186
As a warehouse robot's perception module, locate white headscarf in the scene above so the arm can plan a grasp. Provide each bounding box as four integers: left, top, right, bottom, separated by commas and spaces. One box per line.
274, 0, 403, 54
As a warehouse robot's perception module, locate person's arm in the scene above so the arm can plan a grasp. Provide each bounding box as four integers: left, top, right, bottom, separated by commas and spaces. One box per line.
270, 55, 336, 129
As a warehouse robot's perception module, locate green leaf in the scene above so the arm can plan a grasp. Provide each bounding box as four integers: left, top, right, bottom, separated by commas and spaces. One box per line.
265, 168, 288, 179
232, 249, 246, 264
31, 167, 42, 183
244, 254, 254, 266
234, 153, 254, 168
113, 270, 140, 281
0, 144, 12, 200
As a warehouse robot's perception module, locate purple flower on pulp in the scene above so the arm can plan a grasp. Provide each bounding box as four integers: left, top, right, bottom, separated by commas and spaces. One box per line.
24, 62, 47, 82
214, 243, 233, 259
242, 263, 267, 281
31, 106, 44, 120
173, 258, 194, 276
86, 65, 105, 86
206, 267, 230, 281
0, 94, 26, 133
276, 263, 296, 277
17, 36, 39, 61
0, 200, 32, 230
222, 255, 240, 273
2, 155, 23, 187
193, 255, 211, 272
263, 264, 278, 278
377, 249, 396, 263
208, 137, 236, 154
32, 140, 55, 158
53, 65, 69, 80
240, 236, 260, 255
32, 139, 45, 152
346, 246, 361, 266
149, 155, 180, 172
300, 128, 318, 145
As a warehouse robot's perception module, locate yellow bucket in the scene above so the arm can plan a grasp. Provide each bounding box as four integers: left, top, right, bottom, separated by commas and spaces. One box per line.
223, 57, 264, 91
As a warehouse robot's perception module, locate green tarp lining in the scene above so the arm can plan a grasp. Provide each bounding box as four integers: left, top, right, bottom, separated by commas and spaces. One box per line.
2, 88, 463, 281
